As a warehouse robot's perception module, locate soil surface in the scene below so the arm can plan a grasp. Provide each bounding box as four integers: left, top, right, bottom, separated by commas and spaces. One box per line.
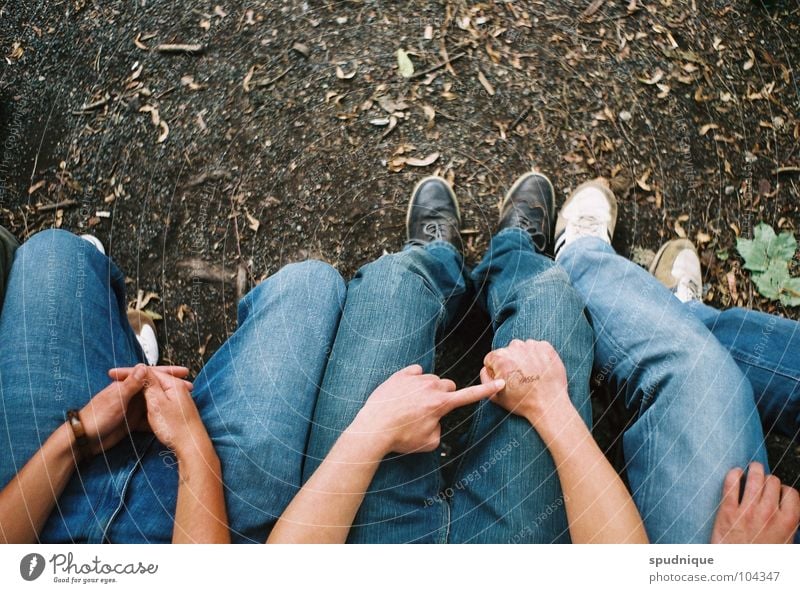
1, 1, 798, 486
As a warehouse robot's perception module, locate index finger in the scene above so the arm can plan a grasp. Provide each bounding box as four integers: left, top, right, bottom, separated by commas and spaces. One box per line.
440, 379, 505, 414
110, 366, 190, 380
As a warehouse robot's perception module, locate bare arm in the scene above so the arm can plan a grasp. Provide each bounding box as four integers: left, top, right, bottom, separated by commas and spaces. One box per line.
267, 428, 385, 543
136, 367, 229, 544
484, 339, 648, 544
0, 368, 154, 543
268, 365, 505, 543
0, 423, 77, 544
531, 401, 647, 543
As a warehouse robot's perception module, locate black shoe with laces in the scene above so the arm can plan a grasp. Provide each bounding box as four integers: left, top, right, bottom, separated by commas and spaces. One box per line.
405, 176, 462, 251
499, 172, 555, 253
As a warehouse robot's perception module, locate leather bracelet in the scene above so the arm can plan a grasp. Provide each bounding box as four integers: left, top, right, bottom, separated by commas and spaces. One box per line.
66, 410, 93, 462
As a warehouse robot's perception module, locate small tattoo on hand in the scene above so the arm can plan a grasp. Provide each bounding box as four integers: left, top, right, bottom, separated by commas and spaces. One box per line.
507, 370, 540, 384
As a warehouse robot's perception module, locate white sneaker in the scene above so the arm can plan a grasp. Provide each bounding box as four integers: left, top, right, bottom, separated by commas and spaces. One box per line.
80, 234, 105, 254
554, 179, 618, 258
649, 239, 702, 303
127, 310, 159, 366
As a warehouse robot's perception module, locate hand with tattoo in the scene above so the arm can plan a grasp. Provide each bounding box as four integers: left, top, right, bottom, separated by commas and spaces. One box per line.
481, 339, 574, 439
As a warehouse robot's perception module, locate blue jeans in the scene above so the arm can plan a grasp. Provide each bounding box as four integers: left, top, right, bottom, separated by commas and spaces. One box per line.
558, 237, 769, 543
303, 228, 593, 543
686, 302, 799, 442
0, 230, 345, 543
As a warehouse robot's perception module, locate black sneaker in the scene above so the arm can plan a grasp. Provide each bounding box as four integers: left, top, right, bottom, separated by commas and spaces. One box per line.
405, 176, 462, 250
498, 172, 555, 253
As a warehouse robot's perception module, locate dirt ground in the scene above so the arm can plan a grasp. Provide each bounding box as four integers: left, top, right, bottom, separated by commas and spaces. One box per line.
1, 1, 798, 486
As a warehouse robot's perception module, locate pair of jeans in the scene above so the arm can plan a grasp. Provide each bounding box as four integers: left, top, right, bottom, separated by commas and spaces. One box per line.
304, 227, 594, 543
558, 237, 769, 543
686, 302, 799, 442
0, 229, 345, 542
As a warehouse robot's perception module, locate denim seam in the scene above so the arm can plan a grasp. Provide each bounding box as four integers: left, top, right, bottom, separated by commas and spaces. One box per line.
100, 438, 155, 542
728, 349, 800, 383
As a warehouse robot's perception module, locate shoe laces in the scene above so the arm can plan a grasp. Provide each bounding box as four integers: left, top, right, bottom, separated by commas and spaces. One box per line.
569, 214, 608, 239
674, 277, 701, 303
423, 221, 446, 241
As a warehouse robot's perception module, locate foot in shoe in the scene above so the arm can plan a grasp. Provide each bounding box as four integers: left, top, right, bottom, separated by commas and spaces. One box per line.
80, 234, 105, 255
498, 172, 555, 253
405, 176, 462, 251
554, 179, 618, 258
650, 238, 702, 303
127, 310, 159, 366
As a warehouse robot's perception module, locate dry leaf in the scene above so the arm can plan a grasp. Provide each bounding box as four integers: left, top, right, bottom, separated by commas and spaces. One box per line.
636, 169, 652, 191
477, 70, 495, 96
139, 104, 160, 126
156, 120, 169, 143
405, 152, 440, 167
396, 48, 414, 78
638, 69, 664, 85
245, 210, 260, 232
699, 123, 719, 136
243, 65, 256, 92
176, 303, 192, 323
336, 65, 356, 80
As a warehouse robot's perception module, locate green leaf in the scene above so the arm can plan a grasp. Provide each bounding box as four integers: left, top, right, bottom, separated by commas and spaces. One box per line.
751, 259, 792, 300
779, 277, 800, 307
753, 222, 777, 245
767, 230, 798, 261
396, 49, 414, 78
715, 248, 729, 261
736, 236, 768, 272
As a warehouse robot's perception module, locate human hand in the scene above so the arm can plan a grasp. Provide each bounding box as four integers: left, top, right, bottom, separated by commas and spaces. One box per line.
349, 364, 505, 456
140, 367, 211, 459
481, 339, 574, 433
78, 364, 150, 455
711, 462, 800, 544
109, 365, 193, 392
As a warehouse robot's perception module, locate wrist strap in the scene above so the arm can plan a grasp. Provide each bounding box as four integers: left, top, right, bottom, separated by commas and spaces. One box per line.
66, 410, 93, 462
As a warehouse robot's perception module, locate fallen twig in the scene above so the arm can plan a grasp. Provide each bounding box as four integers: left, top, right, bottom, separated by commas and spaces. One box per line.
410, 52, 466, 79
252, 65, 294, 88
774, 166, 800, 174
508, 103, 533, 133
155, 43, 204, 54
73, 94, 111, 114
37, 199, 78, 213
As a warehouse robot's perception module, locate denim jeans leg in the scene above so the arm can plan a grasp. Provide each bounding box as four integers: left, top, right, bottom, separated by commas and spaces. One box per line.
0, 229, 148, 542
125, 260, 345, 544
303, 242, 467, 543
685, 302, 799, 441
448, 228, 593, 543
558, 237, 768, 543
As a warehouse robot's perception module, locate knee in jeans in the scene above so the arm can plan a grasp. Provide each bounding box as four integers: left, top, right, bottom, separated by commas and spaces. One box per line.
242, 259, 345, 316
361, 251, 416, 279
18, 229, 89, 263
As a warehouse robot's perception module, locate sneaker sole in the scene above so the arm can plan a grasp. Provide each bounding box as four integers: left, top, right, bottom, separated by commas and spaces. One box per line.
500, 171, 556, 223
405, 175, 461, 242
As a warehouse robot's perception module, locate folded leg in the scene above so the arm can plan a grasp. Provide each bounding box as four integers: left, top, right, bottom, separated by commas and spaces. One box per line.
303, 243, 466, 543
686, 302, 799, 441
559, 237, 768, 543
448, 228, 593, 543
0, 229, 148, 542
